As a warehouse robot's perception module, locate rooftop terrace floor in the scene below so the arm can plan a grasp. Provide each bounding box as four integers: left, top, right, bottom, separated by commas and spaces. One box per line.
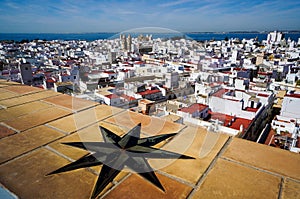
0, 80, 299, 199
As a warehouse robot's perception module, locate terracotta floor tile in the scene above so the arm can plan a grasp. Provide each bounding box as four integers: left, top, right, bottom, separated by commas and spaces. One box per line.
94, 104, 124, 121
88, 166, 129, 197
47, 108, 99, 134
0, 124, 16, 139
0, 148, 96, 199
105, 110, 184, 136
104, 173, 192, 199
0, 101, 53, 122
281, 179, 300, 199
0, 95, 37, 108
222, 138, 300, 180
48, 124, 103, 160
46, 105, 124, 134
2, 85, 42, 94
43, 94, 97, 111
0, 89, 18, 100
0, 80, 20, 87
48, 122, 128, 160
0, 125, 64, 164
0, 90, 60, 108
150, 126, 229, 184
193, 158, 281, 199
3, 107, 71, 132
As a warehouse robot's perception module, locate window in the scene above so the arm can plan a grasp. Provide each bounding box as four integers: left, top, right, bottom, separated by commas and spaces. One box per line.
74, 76, 76, 79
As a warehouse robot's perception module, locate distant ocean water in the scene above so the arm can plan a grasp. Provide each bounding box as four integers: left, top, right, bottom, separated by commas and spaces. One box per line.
0, 32, 299, 42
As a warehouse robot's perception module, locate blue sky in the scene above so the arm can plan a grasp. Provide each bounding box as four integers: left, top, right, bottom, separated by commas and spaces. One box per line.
0, 0, 299, 33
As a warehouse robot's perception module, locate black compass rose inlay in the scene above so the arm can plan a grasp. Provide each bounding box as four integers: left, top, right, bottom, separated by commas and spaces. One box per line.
47, 123, 194, 199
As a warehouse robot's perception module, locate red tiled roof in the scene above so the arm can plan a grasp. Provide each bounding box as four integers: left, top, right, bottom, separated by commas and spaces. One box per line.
104, 71, 116, 74
285, 93, 300, 98
258, 72, 272, 75
233, 67, 247, 71
210, 112, 252, 132
245, 107, 258, 113
212, 88, 228, 98
46, 78, 56, 83
265, 129, 276, 146
35, 85, 44, 89
105, 94, 119, 99
121, 94, 136, 101
138, 89, 161, 96
120, 69, 129, 72
179, 103, 208, 114
257, 93, 269, 97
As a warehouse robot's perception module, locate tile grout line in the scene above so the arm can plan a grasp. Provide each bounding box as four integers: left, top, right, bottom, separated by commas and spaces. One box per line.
285, 176, 300, 184
44, 145, 76, 162
278, 177, 284, 199
187, 136, 233, 199
156, 169, 195, 188
0, 122, 20, 134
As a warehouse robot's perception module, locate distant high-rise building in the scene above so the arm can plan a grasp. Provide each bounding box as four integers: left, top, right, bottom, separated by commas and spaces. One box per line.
120, 34, 127, 51
267, 31, 284, 43
127, 34, 132, 52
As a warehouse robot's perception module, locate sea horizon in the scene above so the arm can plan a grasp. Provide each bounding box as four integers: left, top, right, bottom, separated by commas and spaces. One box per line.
1, 31, 300, 42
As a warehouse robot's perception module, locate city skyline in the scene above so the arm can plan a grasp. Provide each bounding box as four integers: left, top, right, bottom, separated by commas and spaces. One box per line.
0, 0, 300, 33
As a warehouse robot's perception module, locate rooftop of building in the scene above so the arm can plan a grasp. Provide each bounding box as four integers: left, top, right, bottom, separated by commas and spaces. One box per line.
0, 79, 299, 199
209, 111, 252, 132
138, 89, 161, 96
179, 103, 208, 114
285, 93, 300, 99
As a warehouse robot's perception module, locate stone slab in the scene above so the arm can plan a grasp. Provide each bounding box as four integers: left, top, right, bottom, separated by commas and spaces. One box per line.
222, 138, 300, 181
0, 125, 64, 164
0, 90, 18, 100
104, 111, 184, 136
282, 179, 300, 199
0, 101, 53, 122
0, 124, 16, 139
3, 107, 71, 132
43, 94, 97, 111
2, 85, 42, 94
104, 173, 192, 199
48, 122, 128, 160
192, 158, 281, 199
0, 90, 60, 108
0, 148, 96, 199
150, 126, 229, 185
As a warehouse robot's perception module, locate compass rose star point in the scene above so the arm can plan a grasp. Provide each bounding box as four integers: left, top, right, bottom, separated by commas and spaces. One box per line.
47, 123, 194, 199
